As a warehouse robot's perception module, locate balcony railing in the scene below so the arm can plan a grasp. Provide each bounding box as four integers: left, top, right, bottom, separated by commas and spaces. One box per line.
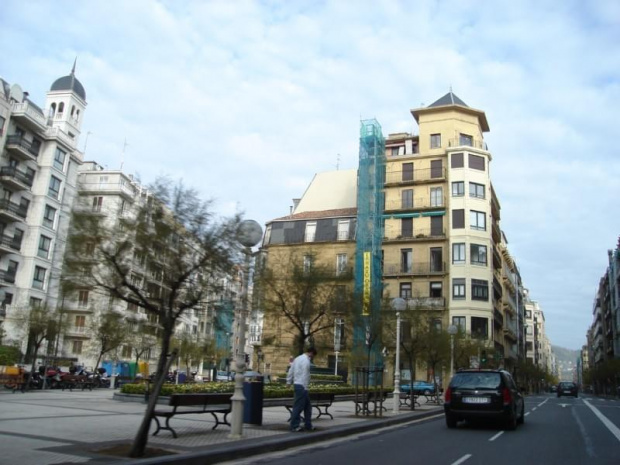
383, 261, 446, 276
0, 199, 28, 219
448, 138, 488, 150
0, 166, 35, 187
0, 234, 22, 251
0, 269, 16, 284
493, 307, 504, 327
5, 135, 41, 158
384, 197, 445, 212
404, 296, 445, 309
385, 167, 446, 185
11, 102, 48, 131
383, 227, 446, 242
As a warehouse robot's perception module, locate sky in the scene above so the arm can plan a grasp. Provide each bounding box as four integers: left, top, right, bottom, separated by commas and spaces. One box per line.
1, 0, 619, 351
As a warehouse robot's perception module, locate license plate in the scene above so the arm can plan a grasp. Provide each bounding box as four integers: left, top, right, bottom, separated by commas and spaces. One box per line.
463, 397, 490, 404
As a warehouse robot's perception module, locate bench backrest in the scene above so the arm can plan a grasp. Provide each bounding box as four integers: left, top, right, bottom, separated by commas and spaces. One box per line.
169, 393, 232, 407
310, 392, 334, 402
63, 375, 88, 382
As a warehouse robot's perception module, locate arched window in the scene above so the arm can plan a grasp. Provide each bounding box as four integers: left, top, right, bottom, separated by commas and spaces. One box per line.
49, 103, 56, 118
58, 102, 64, 113
71, 105, 75, 116
76, 109, 80, 122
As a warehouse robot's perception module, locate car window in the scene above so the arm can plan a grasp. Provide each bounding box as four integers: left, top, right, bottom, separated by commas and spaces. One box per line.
451, 372, 501, 389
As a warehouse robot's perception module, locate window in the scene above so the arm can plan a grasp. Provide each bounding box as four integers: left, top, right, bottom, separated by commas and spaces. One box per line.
43, 205, 57, 228
37, 235, 52, 259
453, 278, 465, 299
12, 229, 23, 249
452, 316, 466, 331
72, 340, 83, 354
459, 133, 473, 146
430, 247, 443, 272
401, 218, 413, 237
470, 210, 486, 231
336, 253, 348, 276
33, 266, 47, 289
400, 248, 412, 273
304, 221, 316, 242
471, 317, 489, 339
75, 315, 86, 330
430, 281, 442, 297
470, 244, 488, 266
48, 176, 61, 199
452, 209, 465, 229
471, 279, 489, 301
525, 310, 532, 319
430, 160, 443, 178
0, 115, 5, 135
92, 196, 103, 212
401, 189, 413, 208
452, 243, 465, 264
78, 290, 89, 307
19, 197, 29, 216
402, 162, 413, 181
452, 181, 465, 197
6, 260, 18, 282
430, 187, 443, 207
430, 133, 441, 148
400, 282, 412, 299
30, 297, 42, 308
451, 153, 464, 168
430, 216, 443, 236
53, 148, 66, 171
469, 182, 485, 199
337, 220, 350, 240
469, 154, 485, 171
303, 255, 313, 273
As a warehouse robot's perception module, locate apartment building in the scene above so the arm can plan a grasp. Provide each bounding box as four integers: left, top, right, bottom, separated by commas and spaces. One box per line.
0, 68, 85, 358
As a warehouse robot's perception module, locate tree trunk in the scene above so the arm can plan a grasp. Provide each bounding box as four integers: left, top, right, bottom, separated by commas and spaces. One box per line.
129, 327, 174, 458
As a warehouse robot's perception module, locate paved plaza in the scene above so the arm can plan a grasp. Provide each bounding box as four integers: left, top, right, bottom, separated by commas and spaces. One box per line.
0, 387, 442, 465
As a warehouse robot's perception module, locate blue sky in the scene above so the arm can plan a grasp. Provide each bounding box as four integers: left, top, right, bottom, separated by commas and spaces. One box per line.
2, 0, 619, 351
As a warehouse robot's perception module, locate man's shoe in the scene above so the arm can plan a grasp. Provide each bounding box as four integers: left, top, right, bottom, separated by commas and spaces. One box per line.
306, 426, 317, 431
292, 426, 304, 432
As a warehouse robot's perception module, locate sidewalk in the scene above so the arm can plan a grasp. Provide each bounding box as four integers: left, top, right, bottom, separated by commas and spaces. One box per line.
0, 388, 443, 465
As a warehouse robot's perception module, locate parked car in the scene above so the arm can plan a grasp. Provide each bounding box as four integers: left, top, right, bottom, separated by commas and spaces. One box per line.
216, 371, 234, 382
400, 380, 437, 395
557, 381, 578, 398
443, 369, 525, 430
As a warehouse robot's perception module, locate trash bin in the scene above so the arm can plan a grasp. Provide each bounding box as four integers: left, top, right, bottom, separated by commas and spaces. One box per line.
243, 373, 264, 425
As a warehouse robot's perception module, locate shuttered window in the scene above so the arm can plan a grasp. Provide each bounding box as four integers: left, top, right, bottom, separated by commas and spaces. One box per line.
469, 154, 485, 171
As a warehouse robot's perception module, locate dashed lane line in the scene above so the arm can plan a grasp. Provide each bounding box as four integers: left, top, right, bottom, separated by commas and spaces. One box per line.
451, 454, 472, 465
489, 431, 504, 442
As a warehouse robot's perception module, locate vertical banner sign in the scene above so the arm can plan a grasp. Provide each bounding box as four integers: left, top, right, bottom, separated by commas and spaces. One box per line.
363, 251, 371, 315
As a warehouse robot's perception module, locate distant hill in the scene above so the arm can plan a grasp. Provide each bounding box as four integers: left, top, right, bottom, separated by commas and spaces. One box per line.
552, 346, 579, 364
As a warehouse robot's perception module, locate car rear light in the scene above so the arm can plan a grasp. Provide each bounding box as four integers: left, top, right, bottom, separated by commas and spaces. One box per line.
445, 387, 452, 402
502, 387, 512, 404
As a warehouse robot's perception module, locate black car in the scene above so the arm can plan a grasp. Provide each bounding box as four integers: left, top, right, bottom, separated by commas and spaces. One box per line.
557, 381, 578, 398
444, 369, 525, 430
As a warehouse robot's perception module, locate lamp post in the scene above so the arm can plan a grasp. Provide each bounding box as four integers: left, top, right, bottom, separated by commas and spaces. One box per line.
448, 324, 458, 381
391, 297, 406, 413
229, 220, 262, 439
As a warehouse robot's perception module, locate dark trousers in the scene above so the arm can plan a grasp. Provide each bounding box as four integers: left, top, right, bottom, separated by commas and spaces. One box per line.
291, 384, 312, 430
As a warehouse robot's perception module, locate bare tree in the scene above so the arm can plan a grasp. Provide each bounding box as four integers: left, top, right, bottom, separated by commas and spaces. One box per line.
64, 177, 241, 457
89, 311, 128, 373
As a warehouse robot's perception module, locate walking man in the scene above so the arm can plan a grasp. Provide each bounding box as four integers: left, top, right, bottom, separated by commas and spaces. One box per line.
286, 347, 317, 432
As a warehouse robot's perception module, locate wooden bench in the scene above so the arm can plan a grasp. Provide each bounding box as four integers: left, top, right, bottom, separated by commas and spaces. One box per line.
152, 393, 232, 438
284, 392, 335, 421
355, 391, 388, 416
61, 374, 94, 391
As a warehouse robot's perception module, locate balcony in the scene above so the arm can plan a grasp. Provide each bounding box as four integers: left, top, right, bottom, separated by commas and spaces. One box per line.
0, 234, 22, 254
0, 270, 16, 284
0, 199, 28, 222
384, 167, 446, 186
503, 327, 517, 342
383, 228, 446, 243
404, 296, 445, 310
44, 127, 78, 151
66, 325, 89, 337
0, 166, 35, 191
5, 135, 40, 161
494, 307, 504, 327
383, 261, 446, 277
11, 102, 48, 133
448, 138, 488, 151
384, 197, 445, 213
492, 220, 501, 244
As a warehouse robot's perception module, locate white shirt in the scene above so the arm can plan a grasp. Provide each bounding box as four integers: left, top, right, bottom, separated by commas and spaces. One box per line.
286, 353, 312, 389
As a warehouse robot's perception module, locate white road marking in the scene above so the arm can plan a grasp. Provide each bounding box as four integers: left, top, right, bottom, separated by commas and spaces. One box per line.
559, 404, 569, 408
537, 398, 549, 408
524, 412, 530, 416
583, 399, 620, 443
532, 407, 537, 411
452, 454, 472, 465
489, 431, 504, 441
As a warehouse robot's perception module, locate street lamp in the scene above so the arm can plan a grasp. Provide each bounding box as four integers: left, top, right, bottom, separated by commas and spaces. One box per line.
448, 324, 458, 381
229, 219, 263, 439
391, 297, 406, 413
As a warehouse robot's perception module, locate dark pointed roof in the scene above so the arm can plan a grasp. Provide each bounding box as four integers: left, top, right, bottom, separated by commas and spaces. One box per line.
428, 91, 468, 108
50, 59, 86, 100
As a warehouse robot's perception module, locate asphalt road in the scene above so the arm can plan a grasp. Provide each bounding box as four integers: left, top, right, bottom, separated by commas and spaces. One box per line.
226, 395, 620, 465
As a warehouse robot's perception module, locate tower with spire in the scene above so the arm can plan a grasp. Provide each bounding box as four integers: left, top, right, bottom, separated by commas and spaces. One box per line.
47, 59, 87, 140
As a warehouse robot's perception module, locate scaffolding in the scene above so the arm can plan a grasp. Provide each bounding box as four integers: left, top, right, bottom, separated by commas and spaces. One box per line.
353, 119, 385, 379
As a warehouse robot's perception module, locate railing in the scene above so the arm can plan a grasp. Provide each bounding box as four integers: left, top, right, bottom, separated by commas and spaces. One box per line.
11, 102, 47, 128
493, 307, 504, 326
383, 261, 446, 276
384, 197, 445, 211
448, 138, 488, 150
0, 270, 16, 284
384, 167, 446, 184
5, 135, 40, 157
0, 166, 35, 187
0, 234, 22, 251
383, 227, 446, 241
0, 198, 28, 219
45, 127, 78, 150
404, 296, 445, 309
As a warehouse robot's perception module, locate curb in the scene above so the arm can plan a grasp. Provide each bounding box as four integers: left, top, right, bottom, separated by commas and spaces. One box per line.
123, 408, 443, 465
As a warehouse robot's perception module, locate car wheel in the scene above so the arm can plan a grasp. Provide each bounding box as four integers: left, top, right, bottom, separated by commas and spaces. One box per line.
445, 413, 457, 429
424, 389, 431, 395
517, 403, 525, 425
505, 410, 517, 431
